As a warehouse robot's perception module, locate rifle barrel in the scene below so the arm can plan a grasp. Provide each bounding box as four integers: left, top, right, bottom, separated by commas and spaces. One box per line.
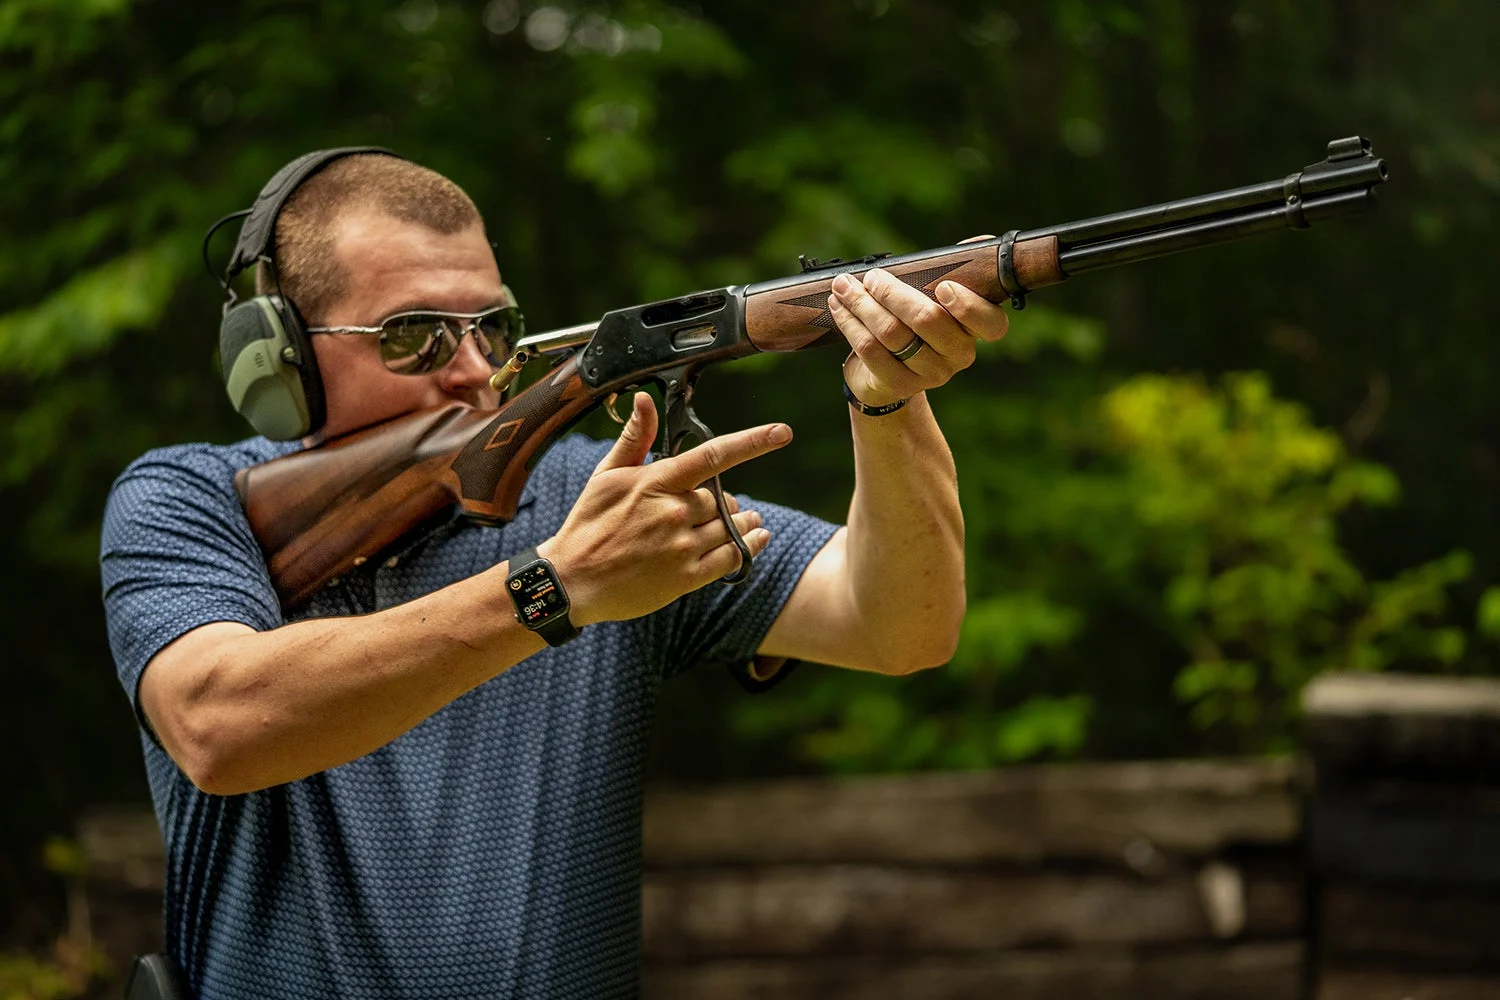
1059, 187, 1377, 275
1025, 178, 1289, 247
1023, 136, 1386, 278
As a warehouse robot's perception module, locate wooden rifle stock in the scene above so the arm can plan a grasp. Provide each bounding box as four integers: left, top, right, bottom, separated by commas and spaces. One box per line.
237, 137, 1386, 611
236, 356, 596, 608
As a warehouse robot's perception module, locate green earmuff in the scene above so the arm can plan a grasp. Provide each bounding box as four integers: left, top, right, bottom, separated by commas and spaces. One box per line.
212, 147, 404, 440
219, 295, 316, 442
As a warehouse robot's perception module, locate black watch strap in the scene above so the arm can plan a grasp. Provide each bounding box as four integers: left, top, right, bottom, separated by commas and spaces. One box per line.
534, 613, 582, 647
507, 545, 581, 647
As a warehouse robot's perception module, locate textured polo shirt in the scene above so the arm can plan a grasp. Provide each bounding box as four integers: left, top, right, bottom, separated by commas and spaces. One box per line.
100, 431, 837, 999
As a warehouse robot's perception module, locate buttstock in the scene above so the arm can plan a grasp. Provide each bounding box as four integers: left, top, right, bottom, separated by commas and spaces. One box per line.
236, 354, 600, 610
237, 403, 494, 609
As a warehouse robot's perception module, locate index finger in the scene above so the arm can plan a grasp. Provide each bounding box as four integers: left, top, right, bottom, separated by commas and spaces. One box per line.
651, 422, 794, 492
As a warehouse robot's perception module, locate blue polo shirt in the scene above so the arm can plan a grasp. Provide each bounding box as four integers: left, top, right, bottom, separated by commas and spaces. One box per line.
100, 431, 836, 999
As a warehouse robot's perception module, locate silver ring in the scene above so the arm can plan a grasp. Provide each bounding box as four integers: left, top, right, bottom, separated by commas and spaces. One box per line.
892, 336, 925, 362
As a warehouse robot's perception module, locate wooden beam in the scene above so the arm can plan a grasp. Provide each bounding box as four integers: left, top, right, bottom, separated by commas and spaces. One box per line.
1303, 673, 1500, 777
1319, 883, 1500, 968
1318, 966, 1500, 1000
643, 863, 1301, 958
642, 942, 1303, 1000
643, 759, 1298, 866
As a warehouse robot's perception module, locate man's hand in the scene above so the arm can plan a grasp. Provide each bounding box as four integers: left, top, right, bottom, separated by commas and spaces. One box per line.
831, 236, 1011, 409
539, 391, 790, 626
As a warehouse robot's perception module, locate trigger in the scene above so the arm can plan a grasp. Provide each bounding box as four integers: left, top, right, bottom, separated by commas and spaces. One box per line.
604, 393, 625, 425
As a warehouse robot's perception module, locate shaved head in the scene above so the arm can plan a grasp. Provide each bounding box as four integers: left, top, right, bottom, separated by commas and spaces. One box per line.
257, 154, 484, 322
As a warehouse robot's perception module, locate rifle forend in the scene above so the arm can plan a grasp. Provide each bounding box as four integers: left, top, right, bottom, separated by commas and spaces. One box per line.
237, 137, 1386, 610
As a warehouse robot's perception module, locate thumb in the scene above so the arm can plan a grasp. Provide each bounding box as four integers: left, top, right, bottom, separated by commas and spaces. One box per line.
592, 392, 658, 474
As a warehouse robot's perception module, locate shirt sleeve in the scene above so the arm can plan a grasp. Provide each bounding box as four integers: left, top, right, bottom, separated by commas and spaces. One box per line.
483, 432, 839, 693
658, 493, 839, 688
99, 445, 284, 733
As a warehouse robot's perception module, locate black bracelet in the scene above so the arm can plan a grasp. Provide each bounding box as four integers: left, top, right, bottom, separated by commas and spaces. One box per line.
842, 378, 909, 416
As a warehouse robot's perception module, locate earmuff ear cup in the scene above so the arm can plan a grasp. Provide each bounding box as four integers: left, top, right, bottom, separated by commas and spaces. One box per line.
275, 294, 325, 433
215, 147, 400, 437
219, 296, 325, 440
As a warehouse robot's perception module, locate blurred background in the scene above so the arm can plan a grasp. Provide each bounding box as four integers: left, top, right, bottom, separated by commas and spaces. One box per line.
3, 0, 1498, 994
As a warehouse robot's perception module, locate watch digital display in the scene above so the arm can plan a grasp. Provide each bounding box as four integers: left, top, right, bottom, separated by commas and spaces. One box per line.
510, 561, 564, 626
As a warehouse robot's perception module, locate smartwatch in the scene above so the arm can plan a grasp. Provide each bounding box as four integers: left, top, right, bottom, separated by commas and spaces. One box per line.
505, 545, 581, 647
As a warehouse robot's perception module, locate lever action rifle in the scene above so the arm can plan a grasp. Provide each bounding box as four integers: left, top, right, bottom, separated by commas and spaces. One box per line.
237, 136, 1388, 610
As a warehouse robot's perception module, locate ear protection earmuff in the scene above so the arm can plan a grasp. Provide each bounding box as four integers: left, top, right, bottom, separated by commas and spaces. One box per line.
208, 147, 405, 440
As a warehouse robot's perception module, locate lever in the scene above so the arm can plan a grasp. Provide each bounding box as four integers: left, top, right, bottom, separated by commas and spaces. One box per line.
655, 365, 753, 584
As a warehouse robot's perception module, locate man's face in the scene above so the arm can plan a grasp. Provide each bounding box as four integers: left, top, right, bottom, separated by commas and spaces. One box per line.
308, 210, 505, 440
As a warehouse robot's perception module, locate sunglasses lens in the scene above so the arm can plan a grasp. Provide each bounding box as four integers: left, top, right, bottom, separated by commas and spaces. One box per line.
374, 307, 525, 375
474, 307, 524, 362
381, 318, 456, 375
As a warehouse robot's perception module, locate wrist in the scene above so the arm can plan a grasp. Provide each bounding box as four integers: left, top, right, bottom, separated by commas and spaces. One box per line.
844, 380, 914, 415
841, 354, 910, 412
534, 536, 599, 628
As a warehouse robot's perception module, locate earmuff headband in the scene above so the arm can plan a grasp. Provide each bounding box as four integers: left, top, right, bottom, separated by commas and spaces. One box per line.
224, 146, 402, 285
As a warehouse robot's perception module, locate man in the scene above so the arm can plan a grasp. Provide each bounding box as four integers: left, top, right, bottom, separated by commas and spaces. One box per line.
101, 151, 1008, 998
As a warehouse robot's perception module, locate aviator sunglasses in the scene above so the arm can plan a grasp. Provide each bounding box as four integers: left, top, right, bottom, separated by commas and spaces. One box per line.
306, 285, 525, 377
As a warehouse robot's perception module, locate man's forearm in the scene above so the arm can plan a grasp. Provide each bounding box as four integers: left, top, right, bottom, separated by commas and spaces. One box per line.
842, 392, 966, 670
145, 400, 790, 797
143, 562, 544, 795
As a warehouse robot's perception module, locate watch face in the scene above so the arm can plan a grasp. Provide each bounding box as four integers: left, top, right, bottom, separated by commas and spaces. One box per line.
510, 560, 566, 626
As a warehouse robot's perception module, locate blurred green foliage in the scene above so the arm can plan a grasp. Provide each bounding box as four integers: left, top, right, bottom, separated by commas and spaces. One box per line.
737, 363, 1470, 768
4, 0, 1500, 936
1109, 374, 1469, 741
0, 954, 77, 1000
